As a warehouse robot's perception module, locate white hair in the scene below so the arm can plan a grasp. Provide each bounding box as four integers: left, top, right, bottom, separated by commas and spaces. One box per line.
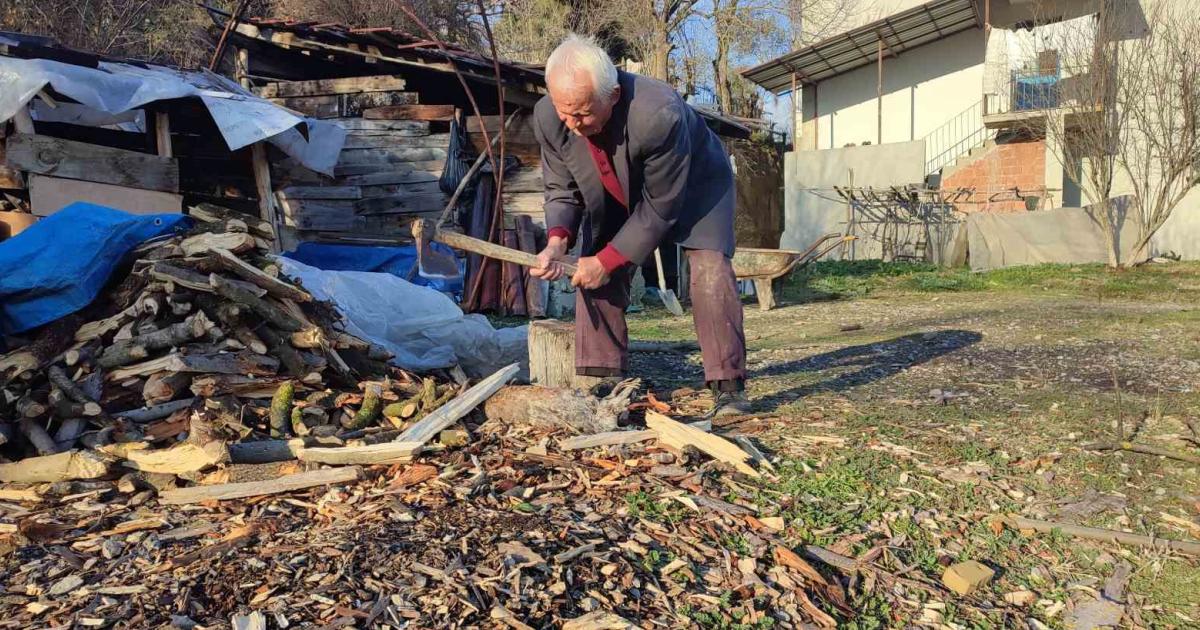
545, 33, 619, 97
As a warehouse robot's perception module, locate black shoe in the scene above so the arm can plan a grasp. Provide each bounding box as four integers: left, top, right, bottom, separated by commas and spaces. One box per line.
711, 391, 752, 418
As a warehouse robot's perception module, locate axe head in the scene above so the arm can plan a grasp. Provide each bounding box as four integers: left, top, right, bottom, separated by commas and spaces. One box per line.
411, 219, 461, 280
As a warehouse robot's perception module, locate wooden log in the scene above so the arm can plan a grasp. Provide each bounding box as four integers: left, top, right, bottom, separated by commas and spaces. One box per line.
190, 375, 289, 399
0, 422, 15, 447
397, 363, 519, 447
108, 352, 279, 381
5, 133, 179, 192
123, 441, 230, 475
48, 388, 102, 417
209, 274, 303, 332
227, 438, 309, 464
527, 320, 602, 390
645, 411, 759, 477
98, 314, 212, 368
188, 203, 274, 239
94, 344, 148, 368
47, 365, 100, 408
142, 372, 192, 405
269, 381, 295, 439
344, 382, 382, 430
258, 326, 308, 377
181, 232, 255, 257
16, 394, 47, 419
20, 418, 59, 455
298, 441, 421, 465
484, 383, 638, 434
205, 248, 312, 302
0, 450, 113, 484
75, 308, 135, 342
232, 324, 268, 354
112, 398, 194, 423
149, 262, 216, 293
256, 75, 407, 99
558, 430, 658, 451
53, 418, 87, 452
362, 104, 455, 121
158, 466, 361, 505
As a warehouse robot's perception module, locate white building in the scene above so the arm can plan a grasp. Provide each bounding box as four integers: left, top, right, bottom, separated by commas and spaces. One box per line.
744, 0, 1200, 268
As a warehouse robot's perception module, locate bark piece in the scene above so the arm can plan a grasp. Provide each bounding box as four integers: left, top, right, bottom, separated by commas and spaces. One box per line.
123, 441, 230, 475
298, 441, 420, 465
484, 381, 638, 434
559, 430, 658, 451
158, 466, 361, 505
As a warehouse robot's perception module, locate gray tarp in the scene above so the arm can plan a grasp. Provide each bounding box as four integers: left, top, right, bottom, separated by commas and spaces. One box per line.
967, 198, 1146, 270
0, 56, 344, 176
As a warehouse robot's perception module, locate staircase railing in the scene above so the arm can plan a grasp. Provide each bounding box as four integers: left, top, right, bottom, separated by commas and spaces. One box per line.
923, 101, 987, 176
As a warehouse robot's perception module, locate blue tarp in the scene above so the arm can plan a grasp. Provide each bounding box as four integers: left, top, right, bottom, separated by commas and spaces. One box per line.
0, 203, 191, 335
283, 242, 463, 294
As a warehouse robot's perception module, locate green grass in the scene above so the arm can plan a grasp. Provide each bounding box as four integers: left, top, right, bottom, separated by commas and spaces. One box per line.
783, 260, 1200, 303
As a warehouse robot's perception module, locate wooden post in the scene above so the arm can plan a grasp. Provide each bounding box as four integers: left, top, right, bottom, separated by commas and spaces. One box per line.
791, 72, 798, 145
235, 48, 251, 90
528, 320, 602, 390
13, 106, 33, 134
841, 169, 855, 260
154, 112, 172, 158
877, 39, 884, 146
251, 142, 281, 253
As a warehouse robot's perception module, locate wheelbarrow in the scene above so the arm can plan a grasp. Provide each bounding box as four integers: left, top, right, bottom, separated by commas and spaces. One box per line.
732, 233, 855, 310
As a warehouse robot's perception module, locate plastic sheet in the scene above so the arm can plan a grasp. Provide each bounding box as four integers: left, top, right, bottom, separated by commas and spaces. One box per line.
0, 203, 192, 334
278, 258, 526, 378
283, 242, 463, 295
0, 56, 344, 176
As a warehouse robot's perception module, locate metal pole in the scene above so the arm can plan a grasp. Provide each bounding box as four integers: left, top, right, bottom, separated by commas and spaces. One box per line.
791, 72, 798, 147
877, 39, 884, 145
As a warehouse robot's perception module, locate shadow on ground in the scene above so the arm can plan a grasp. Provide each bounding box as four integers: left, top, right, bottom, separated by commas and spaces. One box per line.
753, 330, 983, 411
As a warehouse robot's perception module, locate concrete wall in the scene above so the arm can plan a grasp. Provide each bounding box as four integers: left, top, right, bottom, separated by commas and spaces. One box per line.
783, 140, 957, 261
799, 29, 985, 153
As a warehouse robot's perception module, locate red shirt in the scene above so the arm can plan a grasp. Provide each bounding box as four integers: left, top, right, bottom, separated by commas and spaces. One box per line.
547, 135, 630, 274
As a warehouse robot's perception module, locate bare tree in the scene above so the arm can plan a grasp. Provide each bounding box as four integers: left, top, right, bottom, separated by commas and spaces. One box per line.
583, 0, 701, 81
1022, 0, 1199, 267
492, 0, 572, 63
272, 0, 483, 46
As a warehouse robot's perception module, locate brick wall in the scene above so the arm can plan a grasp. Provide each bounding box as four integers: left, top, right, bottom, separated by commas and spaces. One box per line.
941, 137, 1046, 213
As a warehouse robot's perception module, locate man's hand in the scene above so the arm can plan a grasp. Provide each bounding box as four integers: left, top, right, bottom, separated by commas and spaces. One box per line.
530, 235, 570, 281
571, 256, 610, 290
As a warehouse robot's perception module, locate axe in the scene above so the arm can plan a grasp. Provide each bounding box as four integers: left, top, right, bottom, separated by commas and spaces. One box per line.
411, 218, 578, 280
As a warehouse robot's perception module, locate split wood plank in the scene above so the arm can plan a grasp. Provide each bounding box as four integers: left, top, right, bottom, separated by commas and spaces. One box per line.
558, 430, 658, 451
298, 441, 422, 465
644, 410, 759, 477
6, 134, 179, 192
158, 466, 361, 505
397, 363, 520, 447
277, 186, 362, 200
207, 248, 312, 302
1007, 515, 1200, 556
28, 174, 182, 217
335, 119, 431, 133
251, 142, 281, 253
113, 398, 195, 423
181, 232, 255, 256
363, 104, 456, 121
154, 112, 172, 158
107, 351, 279, 381
354, 193, 447, 216
0, 450, 113, 484
256, 75, 407, 99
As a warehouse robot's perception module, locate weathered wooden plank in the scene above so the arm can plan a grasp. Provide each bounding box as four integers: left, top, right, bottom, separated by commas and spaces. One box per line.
271, 92, 419, 119
360, 181, 442, 198
29, 174, 182, 217
158, 466, 362, 505
256, 75, 407, 99
278, 186, 363, 200
559, 430, 658, 451
333, 160, 445, 178
645, 411, 759, 477
355, 193, 447, 216
342, 134, 451, 150
298, 442, 421, 465
335, 119, 431, 133
341, 170, 439, 187
6, 134, 179, 192
363, 104, 455, 121
338, 146, 447, 165
0, 140, 24, 189
397, 363, 520, 447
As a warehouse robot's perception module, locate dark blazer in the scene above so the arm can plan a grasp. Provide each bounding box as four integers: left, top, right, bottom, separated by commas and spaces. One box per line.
531, 70, 736, 264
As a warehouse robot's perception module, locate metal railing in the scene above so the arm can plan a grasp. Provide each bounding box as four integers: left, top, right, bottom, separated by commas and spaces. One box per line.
984, 65, 1103, 117
924, 100, 988, 176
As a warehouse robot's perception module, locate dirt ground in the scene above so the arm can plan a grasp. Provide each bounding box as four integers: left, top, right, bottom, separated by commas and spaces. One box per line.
627, 261, 1200, 629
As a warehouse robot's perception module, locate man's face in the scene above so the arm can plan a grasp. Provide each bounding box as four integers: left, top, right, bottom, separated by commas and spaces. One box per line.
548, 70, 620, 137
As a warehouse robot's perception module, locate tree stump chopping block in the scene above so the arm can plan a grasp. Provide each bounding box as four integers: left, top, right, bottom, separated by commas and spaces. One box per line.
528, 320, 603, 391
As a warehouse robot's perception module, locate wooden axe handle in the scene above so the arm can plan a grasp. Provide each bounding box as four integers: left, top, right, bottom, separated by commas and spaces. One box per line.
413, 219, 578, 276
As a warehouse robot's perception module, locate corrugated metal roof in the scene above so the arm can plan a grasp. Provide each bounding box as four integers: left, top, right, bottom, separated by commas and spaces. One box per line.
741, 0, 981, 94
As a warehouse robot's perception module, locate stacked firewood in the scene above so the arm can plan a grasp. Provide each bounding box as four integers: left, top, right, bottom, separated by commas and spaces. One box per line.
0, 203, 467, 483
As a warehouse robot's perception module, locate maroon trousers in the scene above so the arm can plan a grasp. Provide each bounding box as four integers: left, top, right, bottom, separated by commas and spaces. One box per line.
575, 249, 746, 385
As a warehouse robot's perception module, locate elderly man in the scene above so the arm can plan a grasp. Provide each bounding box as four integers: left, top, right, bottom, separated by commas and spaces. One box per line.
530, 34, 748, 416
